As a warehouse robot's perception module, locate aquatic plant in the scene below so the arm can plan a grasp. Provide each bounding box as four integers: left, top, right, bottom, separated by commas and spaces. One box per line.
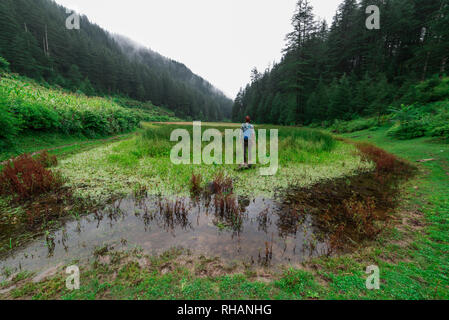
190, 173, 203, 196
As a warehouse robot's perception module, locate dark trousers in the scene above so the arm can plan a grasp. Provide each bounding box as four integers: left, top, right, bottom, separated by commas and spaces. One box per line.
244, 138, 249, 164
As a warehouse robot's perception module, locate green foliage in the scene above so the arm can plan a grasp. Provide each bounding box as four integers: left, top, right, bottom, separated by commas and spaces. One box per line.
275, 268, 323, 299
388, 99, 449, 140
387, 121, 427, 140
112, 96, 181, 122
0, 56, 9, 72
0, 102, 20, 150
233, 0, 448, 125
430, 124, 449, 139
0, 74, 144, 149
401, 76, 449, 105
0, 0, 232, 121
330, 118, 377, 134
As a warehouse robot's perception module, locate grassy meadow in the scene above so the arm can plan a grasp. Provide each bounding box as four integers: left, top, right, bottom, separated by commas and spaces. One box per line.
0, 117, 448, 300
56, 123, 372, 202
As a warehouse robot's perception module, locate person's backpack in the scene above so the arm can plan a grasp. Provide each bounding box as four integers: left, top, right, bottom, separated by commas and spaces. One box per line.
242, 124, 253, 141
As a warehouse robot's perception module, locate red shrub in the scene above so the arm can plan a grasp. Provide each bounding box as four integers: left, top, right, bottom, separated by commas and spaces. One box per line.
36, 151, 58, 168
0, 153, 64, 202
356, 143, 400, 173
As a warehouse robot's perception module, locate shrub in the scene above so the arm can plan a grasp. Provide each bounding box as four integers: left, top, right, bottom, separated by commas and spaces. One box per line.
0, 56, 9, 72
430, 125, 449, 139
0, 99, 21, 151
387, 121, 427, 140
0, 153, 64, 202
36, 151, 58, 168
400, 76, 449, 105
356, 142, 400, 174
330, 118, 377, 134
0, 75, 146, 143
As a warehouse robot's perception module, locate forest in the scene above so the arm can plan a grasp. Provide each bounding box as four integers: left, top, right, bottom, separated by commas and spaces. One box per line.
0, 0, 233, 121
232, 0, 449, 127
0, 0, 449, 302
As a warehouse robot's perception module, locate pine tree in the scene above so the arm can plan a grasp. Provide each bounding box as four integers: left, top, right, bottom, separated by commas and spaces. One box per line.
283, 0, 317, 124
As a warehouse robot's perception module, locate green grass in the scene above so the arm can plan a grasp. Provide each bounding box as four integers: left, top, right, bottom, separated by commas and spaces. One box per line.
1, 249, 325, 300
1, 125, 448, 300
317, 126, 449, 299
0, 131, 139, 163
0, 74, 182, 152
56, 123, 372, 202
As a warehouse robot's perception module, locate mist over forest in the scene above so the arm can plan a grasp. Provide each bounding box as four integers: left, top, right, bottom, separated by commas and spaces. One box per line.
0, 0, 233, 121
232, 0, 448, 125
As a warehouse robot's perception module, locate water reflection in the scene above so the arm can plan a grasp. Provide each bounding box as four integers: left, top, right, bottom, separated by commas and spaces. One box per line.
0, 195, 329, 276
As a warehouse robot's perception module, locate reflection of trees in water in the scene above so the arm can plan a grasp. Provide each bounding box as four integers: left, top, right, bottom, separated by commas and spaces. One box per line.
156, 197, 192, 234
211, 194, 247, 235
93, 194, 313, 240
275, 205, 307, 238
257, 208, 270, 233
87, 194, 325, 262
92, 196, 193, 234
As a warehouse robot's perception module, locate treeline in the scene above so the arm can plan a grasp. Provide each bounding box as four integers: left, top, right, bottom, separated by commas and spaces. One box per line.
232, 0, 449, 125
0, 0, 232, 121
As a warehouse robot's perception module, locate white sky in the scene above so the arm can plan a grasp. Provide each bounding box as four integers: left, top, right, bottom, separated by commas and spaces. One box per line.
53, 0, 342, 98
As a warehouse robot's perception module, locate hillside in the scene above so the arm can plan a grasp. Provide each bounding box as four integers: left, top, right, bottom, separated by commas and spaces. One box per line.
0, 0, 233, 121
233, 0, 449, 125
0, 73, 180, 151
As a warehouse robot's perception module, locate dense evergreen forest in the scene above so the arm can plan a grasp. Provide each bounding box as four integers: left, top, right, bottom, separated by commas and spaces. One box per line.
0, 0, 233, 121
232, 0, 449, 125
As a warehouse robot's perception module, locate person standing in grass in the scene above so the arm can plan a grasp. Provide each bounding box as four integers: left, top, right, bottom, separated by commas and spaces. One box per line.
241, 116, 255, 167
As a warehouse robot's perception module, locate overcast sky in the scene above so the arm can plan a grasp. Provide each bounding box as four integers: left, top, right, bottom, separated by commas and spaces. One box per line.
53, 0, 342, 98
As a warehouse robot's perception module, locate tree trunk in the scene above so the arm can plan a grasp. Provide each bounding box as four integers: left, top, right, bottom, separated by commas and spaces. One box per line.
422, 51, 430, 80
441, 57, 447, 75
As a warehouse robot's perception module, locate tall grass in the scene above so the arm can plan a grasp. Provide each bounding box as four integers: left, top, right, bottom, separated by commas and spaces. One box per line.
1, 75, 142, 136
0, 74, 152, 151
133, 124, 337, 165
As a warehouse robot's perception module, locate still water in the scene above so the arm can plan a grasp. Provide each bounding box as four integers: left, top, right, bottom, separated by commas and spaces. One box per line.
0, 195, 329, 276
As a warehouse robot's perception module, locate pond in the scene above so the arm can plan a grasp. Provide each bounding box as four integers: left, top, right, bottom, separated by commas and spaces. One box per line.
0, 194, 329, 277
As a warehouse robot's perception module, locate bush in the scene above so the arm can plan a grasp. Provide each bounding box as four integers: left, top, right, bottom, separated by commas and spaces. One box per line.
0, 100, 21, 151
36, 151, 58, 168
430, 125, 449, 139
330, 118, 377, 134
400, 76, 449, 105
356, 142, 400, 173
0, 56, 9, 72
387, 121, 427, 140
0, 75, 146, 143
0, 153, 64, 202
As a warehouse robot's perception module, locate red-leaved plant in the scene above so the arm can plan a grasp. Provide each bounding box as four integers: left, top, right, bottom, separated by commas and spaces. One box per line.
0, 153, 64, 202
